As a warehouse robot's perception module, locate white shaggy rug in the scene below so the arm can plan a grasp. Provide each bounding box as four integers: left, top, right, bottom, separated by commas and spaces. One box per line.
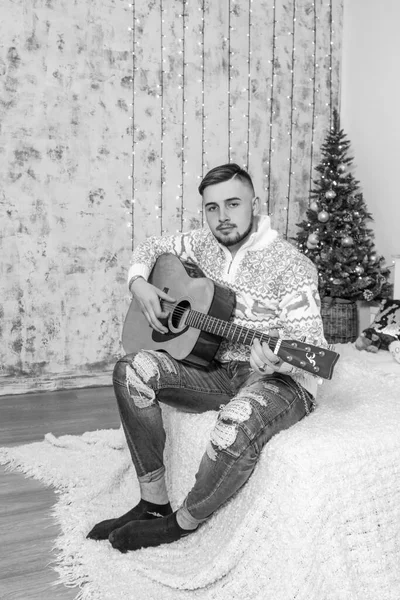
1, 344, 400, 600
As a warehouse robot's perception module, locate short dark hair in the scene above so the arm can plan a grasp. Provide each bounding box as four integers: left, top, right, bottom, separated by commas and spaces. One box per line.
198, 163, 254, 196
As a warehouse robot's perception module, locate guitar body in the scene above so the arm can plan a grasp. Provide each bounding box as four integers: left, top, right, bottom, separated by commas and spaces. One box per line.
122, 254, 236, 367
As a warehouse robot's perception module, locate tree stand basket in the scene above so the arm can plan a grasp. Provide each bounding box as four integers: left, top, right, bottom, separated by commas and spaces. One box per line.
321, 298, 358, 344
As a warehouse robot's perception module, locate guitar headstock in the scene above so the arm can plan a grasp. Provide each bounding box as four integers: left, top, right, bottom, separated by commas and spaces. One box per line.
277, 340, 340, 380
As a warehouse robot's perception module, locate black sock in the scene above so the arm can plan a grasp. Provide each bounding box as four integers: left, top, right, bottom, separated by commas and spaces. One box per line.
109, 511, 195, 553
86, 499, 172, 540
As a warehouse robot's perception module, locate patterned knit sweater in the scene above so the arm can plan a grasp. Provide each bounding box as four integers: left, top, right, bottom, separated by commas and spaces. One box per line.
127, 216, 327, 397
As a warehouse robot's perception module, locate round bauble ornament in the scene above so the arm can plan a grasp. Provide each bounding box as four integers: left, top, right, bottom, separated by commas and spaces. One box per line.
307, 233, 319, 245
337, 163, 346, 172
341, 236, 354, 247
317, 210, 330, 223
309, 201, 319, 212
363, 290, 374, 301
332, 278, 342, 285
325, 190, 336, 199
353, 211, 360, 218
354, 265, 364, 275
369, 253, 377, 263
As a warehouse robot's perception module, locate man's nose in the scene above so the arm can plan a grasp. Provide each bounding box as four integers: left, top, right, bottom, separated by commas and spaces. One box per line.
218, 208, 229, 222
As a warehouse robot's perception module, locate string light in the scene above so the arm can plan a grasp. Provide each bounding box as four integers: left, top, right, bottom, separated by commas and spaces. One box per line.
246, 0, 252, 170
329, 0, 333, 125
201, 0, 205, 226
129, 2, 136, 250
228, 0, 232, 163
180, 0, 186, 232
308, 0, 317, 206
159, 0, 164, 235
266, 2, 277, 216
285, 0, 297, 239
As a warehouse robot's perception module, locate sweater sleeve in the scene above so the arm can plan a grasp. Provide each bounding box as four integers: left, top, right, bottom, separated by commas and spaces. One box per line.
126, 230, 199, 287
278, 257, 327, 349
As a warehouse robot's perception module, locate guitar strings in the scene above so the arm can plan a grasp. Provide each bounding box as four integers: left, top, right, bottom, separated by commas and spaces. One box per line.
160, 301, 329, 357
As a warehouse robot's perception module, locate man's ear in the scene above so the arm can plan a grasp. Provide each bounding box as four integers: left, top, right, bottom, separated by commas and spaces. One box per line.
252, 196, 261, 215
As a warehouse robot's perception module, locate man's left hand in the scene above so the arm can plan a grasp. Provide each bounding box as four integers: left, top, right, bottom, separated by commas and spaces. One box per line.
250, 337, 293, 375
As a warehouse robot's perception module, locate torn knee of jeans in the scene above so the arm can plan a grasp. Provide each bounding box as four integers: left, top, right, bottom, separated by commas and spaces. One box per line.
209, 420, 238, 453
125, 352, 158, 408
219, 397, 253, 423
126, 364, 156, 408
206, 440, 218, 461
208, 397, 253, 455
244, 390, 268, 407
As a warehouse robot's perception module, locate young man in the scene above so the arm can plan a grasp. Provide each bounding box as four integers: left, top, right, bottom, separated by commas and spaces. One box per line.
88, 163, 327, 552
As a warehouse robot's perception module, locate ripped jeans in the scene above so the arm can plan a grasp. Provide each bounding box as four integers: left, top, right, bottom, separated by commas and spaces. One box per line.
113, 350, 315, 526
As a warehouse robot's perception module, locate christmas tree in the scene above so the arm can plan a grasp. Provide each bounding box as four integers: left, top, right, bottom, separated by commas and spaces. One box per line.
295, 109, 392, 302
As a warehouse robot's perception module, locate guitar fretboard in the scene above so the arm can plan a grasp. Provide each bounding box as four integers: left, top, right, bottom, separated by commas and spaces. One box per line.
186, 309, 277, 350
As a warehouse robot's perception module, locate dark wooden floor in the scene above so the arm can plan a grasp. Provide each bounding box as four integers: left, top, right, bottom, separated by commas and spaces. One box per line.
0, 386, 120, 600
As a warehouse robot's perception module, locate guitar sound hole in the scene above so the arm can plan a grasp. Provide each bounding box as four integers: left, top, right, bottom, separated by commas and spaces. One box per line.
171, 300, 190, 329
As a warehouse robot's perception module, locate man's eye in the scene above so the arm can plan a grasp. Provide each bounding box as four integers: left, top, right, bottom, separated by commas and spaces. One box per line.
207, 206, 216, 212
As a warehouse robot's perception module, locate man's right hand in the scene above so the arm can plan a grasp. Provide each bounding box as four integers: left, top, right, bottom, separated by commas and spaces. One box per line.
130, 277, 175, 334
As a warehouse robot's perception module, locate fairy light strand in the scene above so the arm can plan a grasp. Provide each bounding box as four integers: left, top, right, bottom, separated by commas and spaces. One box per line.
285, 0, 296, 239
329, 0, 333, 124
308, 0, 317, 205
129, 2, 136, 251
201, 0, 205, 227
160, 0, 164, 235
228, 0, 232, 163
180, 0, 186, 232
246, 0, 252, 170
266, 2, 277, 214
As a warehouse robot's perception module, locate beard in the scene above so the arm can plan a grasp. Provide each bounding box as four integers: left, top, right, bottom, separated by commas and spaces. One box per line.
215, 217, 254, 247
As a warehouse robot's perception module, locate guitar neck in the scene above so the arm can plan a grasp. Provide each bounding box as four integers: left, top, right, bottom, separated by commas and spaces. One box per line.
185, 308, 339, 380
186, 309, 274, 349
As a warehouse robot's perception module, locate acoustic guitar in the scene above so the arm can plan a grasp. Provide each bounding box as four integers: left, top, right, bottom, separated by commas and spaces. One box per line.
122, 254, 340, 380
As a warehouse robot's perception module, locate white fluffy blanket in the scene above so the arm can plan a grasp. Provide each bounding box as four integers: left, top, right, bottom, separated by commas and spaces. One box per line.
1, 344, 400, 600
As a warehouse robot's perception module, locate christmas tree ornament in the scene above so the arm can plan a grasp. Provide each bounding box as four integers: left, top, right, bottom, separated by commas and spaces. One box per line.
307, 233, 319, 245
337, 163, 346, 173
363, 290, 374, 301
343, 213, 352, 222
309, 201, 319, 212
325, 190, 336, 199
354, 265, 364, 275
341, 236, 354, 247
317, 210, 330, 222
332, 278, 342, 285
369, 253, 377, 263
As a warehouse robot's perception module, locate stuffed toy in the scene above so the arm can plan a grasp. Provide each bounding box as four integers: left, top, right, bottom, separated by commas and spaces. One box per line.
355, 299, 400, 363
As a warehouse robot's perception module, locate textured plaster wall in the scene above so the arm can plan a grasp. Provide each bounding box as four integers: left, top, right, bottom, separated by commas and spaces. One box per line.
0, 0, 343, 395
0, 0, 132, 393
